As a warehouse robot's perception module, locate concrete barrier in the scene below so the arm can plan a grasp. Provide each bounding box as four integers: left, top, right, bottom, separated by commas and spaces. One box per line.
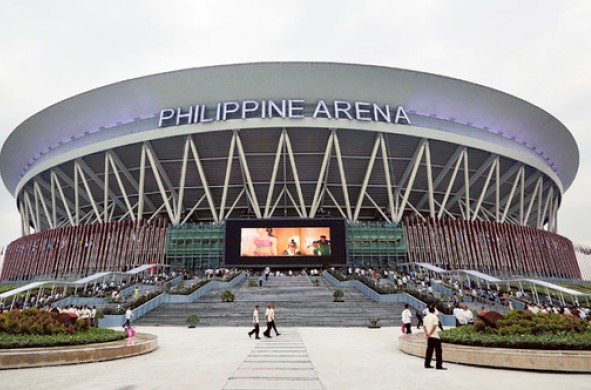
322, 271, 428, 309
399, 333, 591, 373
165, 272, 246, 303
0, 333, 158, 370
99, 273, 246, 327
430, 282, 455, 297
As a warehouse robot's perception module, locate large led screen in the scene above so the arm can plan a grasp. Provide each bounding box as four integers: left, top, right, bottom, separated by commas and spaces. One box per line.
241, 227, 331, 257
225, 219, 346, 267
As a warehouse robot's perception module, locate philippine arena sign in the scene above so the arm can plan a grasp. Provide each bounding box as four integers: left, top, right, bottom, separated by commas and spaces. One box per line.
158, 99, 411, 128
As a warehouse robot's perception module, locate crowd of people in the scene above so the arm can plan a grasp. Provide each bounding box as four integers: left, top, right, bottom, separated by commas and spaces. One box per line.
452, 303, 475, 326
341, 266, 591, 323
526, 303, 591, 319
0, 304, 101, 326
0, 271, 180, 313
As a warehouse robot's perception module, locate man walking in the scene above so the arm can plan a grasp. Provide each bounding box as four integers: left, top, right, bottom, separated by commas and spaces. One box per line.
401, 303, 413, 334
423, 305, 446, 370
415, 307, 423, 330
263, 304, 274, 338
248, 305, 261, 339
271, 303, 280, 336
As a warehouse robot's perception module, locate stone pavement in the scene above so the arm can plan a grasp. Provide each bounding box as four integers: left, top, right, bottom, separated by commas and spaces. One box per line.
222, 329, 323, 389
1, 326, 589, 389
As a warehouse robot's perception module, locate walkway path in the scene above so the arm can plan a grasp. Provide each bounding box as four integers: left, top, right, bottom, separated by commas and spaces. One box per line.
1, 326, 589, 389
223, 329, 324, 389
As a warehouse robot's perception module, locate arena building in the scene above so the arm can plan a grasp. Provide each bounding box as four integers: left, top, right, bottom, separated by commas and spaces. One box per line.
0, 62, 584, 281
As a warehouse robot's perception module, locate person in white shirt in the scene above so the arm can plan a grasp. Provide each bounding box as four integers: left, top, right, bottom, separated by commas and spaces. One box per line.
264, 267, 271, 281
91, 306, 97, 327
270, 304, 281, 336
263, 304, 274, 338
453, 305, 463, 326
124, 308, 133, 328
423, 305, 446, 370
248, 305, 261, 339
401, 304, 413, 334
461, 305, 473, 324
79, 305, 89, 319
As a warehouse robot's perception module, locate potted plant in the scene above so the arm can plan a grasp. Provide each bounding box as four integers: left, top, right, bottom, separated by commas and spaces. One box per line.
220, 290, 236, 302
333, 289, 345, 302
368, 316, 381, 329
186, 314, 199, 328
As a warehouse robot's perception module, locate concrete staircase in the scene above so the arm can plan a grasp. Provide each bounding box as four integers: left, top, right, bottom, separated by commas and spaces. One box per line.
136, 274, 406, 327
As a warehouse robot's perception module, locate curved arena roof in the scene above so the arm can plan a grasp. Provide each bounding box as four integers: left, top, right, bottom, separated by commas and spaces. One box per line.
1, 62, 579, 198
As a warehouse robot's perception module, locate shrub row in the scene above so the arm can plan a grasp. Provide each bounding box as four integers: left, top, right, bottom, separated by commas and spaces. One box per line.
101, 290, 162, 315
0, 309, 88, 335
402, 289, 453, 315
0, 328, 126, 349
170, 272, 242, 295
441, 327, 591, 350
325, 269, 452, 314
172, 279, 213, 295
0, 286, 17, 294
326, 269, 398, 294
441, 310, 591, 350
325, 269, 348, 282
476, 310, 590, 335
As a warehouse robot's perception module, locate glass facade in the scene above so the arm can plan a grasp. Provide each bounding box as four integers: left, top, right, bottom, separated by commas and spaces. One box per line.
347, 222, 408, 268
166, 224, 225, 271
165, 221, 408, 270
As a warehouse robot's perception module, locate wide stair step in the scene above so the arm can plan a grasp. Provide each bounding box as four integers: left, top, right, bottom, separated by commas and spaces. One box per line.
136, 274, 405, 327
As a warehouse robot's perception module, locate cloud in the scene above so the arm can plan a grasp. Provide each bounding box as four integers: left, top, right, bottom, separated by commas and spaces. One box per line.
1, 0, 590, 247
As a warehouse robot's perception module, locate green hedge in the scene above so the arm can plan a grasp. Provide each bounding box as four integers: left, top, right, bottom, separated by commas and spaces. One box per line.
101, 290, 163, 315
169, 272, 242, 295
325, 269, 349, 282
171, 279, 212, 295
0, 285, 18, 294
325, 269, 452, 314
0, 308, 89, 335
402, 289, 453, 314
441, 326, 591, 350
0, 328, 126, 349
441, 310, 591, 350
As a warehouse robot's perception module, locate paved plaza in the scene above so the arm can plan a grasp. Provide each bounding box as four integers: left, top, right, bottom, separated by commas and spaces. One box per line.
1, 326, 589, 389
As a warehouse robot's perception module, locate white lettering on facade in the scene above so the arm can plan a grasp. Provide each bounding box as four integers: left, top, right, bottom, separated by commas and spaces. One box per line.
288, 99, 305, 119
199, 104, 214, 123
312, 100, 332, 119
241, 100, 259, 119
221, 101, 240, 121
159, 108, 175, 127
267, 100, 287, 119
373, 103, 390, 122
158, 99, 412, 127
333, 100, 354, 120
354, 102, 371, 121
394, 106, 411, 124
176, 106, 193, 126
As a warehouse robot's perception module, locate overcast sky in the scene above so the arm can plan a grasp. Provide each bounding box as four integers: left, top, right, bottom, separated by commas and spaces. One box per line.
1, 1, 590, 250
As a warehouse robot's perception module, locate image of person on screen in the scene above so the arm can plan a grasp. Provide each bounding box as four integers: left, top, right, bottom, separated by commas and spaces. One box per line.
286, 239, 298, 256
250, 228, 277, 256
309, 235, 331, 256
